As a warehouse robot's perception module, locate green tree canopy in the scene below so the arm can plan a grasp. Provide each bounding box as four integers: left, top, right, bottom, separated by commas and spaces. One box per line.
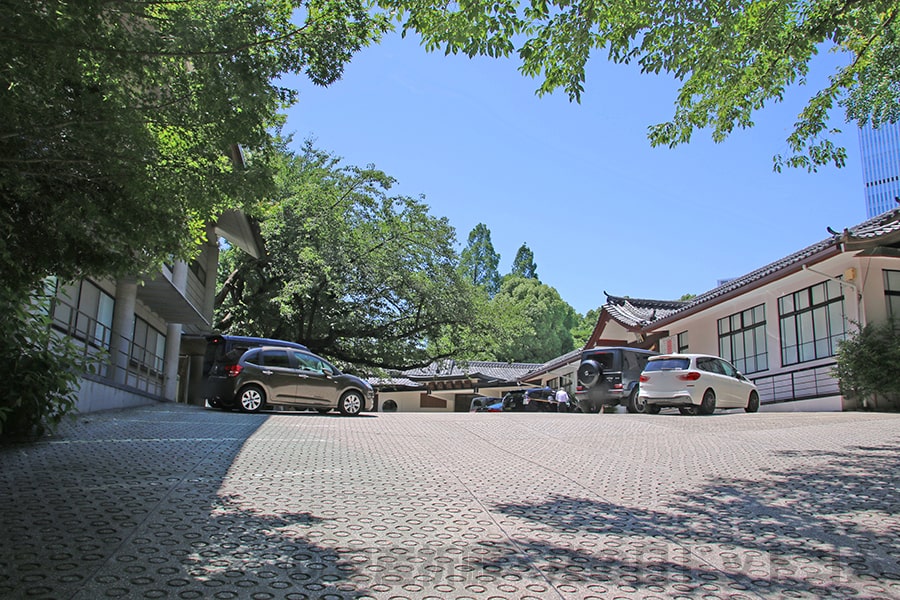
491, 276, 577, 363
1, 1, 388, 296
431, 275, 578, 363
511, 243, 539, 279
383, 0, 900, 171
571, 307, 601, 348
428, 284, 531, 362
215, 142, 475, 370
459, 223, 502, 296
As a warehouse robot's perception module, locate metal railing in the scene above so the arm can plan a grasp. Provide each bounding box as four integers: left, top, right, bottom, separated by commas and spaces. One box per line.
750, 362, 840, 405
48, 297, 165, 397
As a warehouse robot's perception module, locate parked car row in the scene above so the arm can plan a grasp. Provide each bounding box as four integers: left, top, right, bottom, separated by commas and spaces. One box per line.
202, 336, 756, 418
470, 388, 578, 413
575, 347, 760, 415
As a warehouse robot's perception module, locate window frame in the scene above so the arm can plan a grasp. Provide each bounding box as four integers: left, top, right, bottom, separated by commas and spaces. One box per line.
885, 269, 900, 319
676, 331, 689, 353
717, 303, 768, 374
131, 317, 166, 376
51, 279, 115, 350
778, 280, 846, 367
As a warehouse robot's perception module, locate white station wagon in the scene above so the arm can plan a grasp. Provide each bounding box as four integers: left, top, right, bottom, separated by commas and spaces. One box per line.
638, 354, 761, 415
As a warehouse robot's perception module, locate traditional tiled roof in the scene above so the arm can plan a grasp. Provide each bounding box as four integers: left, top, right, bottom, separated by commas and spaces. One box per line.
604, 293, 689, 328
523, 347, 583, 379
401, 359, 542, 381
646, 208, 900, 327
371, 360, 543, 390
368, 376, 419, 388
841, 208, 900, 245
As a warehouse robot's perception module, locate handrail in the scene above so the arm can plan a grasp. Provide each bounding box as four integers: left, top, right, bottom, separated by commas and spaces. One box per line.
48, 297, 165, 396
749, 362, 840, 405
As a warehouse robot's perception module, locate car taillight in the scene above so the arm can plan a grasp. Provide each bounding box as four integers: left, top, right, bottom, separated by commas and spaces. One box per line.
677, 371, 701, 381
576, 385, 584, 392
639, 375, 649, 383
225, 364, 243, 377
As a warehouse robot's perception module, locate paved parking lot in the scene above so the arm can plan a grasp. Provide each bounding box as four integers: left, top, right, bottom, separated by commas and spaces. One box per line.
1, 404, 898, 599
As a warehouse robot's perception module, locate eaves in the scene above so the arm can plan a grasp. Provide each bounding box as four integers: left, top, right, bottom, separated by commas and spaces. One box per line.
642, 242, 843, 332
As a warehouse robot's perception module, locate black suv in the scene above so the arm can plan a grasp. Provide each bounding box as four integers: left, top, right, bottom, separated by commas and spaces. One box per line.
574, 347, 657, 413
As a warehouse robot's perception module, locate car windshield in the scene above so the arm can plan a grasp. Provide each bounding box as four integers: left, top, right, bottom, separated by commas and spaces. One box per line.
644, 357, 691, 371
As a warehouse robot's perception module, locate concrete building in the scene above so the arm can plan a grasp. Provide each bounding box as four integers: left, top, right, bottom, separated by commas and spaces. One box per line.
49, 211, 263, 413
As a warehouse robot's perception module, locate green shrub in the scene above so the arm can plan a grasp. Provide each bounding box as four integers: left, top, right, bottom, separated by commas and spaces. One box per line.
833, 319, 900, 410
0, 287, 91, 440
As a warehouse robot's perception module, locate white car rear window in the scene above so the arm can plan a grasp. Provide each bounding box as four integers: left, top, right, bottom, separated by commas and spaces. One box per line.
644, 358, 690, 371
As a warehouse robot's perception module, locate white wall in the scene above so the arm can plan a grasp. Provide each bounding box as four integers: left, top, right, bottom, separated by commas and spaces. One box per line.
642, 252, 897, 411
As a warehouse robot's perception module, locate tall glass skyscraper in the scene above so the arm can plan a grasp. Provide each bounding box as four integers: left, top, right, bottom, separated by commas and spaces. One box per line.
858, 121, 900, 218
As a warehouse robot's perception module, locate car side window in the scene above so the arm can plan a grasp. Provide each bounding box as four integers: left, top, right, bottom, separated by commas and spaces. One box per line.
294, 351, 324, 372
260, 349, 291, 368
697, 358, 721, 374
242, 349, 261, 366
717, 359, 737, 378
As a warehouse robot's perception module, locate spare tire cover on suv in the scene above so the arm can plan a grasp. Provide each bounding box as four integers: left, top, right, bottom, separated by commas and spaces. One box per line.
577, 360, 604, 387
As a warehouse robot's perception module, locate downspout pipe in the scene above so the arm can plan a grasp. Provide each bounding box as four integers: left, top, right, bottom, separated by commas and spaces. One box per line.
801, 263, 866, 328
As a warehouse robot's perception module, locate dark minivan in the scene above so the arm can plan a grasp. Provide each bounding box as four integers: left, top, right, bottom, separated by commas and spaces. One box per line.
217, 346, 374, 416
202, 335, 307, 407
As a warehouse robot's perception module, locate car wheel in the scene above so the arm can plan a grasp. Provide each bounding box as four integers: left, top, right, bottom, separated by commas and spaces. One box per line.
237, 384, 266, 413
745, 391, 760, 413
626, 387, 648, 414
338, 390, 364, 416
699, 389, 716, 415
679, 406, 698, 416
577, 360, 604, 387
646, 404, 661, 415
317, 408, 331, 415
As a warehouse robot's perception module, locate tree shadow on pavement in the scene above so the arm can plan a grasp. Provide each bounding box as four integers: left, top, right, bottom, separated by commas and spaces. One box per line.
2, 405, 897, 599
0, 406, 376, 599
478, 442, 900, 598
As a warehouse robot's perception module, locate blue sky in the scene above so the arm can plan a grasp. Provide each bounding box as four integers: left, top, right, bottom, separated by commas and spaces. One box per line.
281, 32, 865, 316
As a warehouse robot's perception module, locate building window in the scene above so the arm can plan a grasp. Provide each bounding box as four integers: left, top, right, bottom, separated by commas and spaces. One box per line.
885, 270, 900, 319
51, 280, 114, 349
778, 281, 846, 366
677, 331, 689, 353
189, 258, 207, 283
132, 317, 166, 375
718, 304, 768, 374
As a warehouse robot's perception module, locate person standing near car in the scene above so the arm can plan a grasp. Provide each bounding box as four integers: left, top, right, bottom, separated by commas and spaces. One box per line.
556, 388, 570, 412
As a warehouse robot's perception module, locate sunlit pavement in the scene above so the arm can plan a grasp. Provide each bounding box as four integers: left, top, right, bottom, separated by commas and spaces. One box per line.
1, 404, 899, 600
